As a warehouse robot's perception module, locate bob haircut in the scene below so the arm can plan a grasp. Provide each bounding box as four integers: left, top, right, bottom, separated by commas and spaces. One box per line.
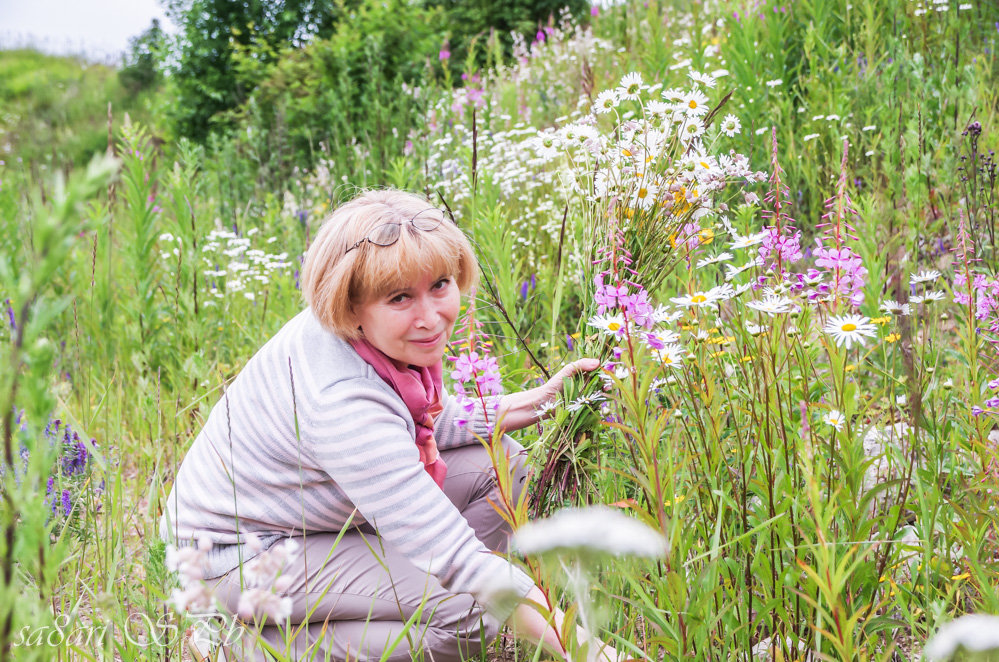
301, 189, 479, 340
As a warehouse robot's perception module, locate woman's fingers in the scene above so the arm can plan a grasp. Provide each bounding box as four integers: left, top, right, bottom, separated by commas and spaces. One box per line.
551, 358, 601, 387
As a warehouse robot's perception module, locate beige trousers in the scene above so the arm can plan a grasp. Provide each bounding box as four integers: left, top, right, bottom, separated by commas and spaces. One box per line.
211, 437, 528, 662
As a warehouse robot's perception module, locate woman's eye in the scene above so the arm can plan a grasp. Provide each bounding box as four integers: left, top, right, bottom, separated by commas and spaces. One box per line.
389, 293, 409, 304
433, 278, 451, 290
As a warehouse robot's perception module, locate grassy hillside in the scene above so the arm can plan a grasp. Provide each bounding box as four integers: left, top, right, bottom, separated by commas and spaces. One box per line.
0, 49, 159, 171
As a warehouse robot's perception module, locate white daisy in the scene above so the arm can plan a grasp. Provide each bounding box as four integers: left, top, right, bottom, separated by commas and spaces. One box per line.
565, 392, 607, 412
730, 232, 767, 250
643, 329, 681, 348
661, 87, 685, 104
696, 252, 734, 269
653, 344, 686, 368
688, 70, 717, 88
707, 283, 736, 301
910, 269, 942, 285
822, 409, 845, 431
747, 294, 795, 316
719, 113, 742, 137
680, 89, 711, 117
617, 72, 644, 100
745, 322, 768, 336
653, 305, 683, 324
910, 291, 944, 304
670, 290, 719, 308
588, 313, 628, 336
594, 90, 619, 115
631, 181, 660, 209
680, 121, 705, 140
880, 300, 912, 316
823, 314, 878, 349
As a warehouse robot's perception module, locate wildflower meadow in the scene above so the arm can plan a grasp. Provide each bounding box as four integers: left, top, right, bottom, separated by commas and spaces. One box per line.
2, 0, 999, 659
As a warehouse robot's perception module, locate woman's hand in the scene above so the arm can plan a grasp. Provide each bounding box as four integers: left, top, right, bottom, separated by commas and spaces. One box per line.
495, 358, 602, 433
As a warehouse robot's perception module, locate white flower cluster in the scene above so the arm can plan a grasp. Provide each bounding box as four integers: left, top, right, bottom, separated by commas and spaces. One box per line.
513, 505, 668, 559
235, 534, 300, 623
532, 71, 763, 220
200, 228, 294, 302
166, 534, 217, 614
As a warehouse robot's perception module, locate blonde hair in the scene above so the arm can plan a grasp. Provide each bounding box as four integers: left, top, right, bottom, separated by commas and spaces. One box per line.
301, 189, 479, 339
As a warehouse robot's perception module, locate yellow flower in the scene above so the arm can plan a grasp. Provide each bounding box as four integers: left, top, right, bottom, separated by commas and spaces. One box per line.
871, 316, 891, 325
845, 364, 857, 373
885, 333, 900, 343
741, 355, 754, 362
698, 227, 714, 245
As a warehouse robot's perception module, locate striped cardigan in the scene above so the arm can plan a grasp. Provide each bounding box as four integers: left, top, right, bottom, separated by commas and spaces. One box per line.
161, 308, 534, 613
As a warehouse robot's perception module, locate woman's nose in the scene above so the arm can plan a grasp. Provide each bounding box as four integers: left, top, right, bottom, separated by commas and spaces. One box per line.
413, 296, 439, 327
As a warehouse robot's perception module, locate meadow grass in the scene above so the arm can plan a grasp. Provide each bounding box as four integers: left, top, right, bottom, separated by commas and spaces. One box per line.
2, 0, 999, 659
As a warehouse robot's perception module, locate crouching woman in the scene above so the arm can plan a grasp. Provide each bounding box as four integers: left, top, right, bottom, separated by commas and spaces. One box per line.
162, 189, 615, 661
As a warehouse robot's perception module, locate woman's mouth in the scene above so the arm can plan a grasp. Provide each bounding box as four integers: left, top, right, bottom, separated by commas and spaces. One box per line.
410, 333, 443, 347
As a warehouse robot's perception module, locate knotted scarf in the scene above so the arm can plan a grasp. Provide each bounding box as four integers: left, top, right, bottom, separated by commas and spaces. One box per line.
349, 338, 448, 488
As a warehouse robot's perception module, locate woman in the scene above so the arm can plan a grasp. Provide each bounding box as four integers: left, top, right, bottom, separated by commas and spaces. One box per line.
163, 189, 613, 661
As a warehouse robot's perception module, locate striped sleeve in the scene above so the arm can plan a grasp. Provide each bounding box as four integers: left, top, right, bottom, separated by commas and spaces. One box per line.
434, 390, 503, 450
303, 378, 534, 613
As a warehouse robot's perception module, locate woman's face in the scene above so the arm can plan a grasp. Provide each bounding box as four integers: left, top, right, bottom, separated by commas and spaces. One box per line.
352, 271, 461, 367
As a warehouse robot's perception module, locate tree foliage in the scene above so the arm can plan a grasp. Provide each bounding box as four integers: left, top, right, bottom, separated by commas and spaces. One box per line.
163, 0, 353, 141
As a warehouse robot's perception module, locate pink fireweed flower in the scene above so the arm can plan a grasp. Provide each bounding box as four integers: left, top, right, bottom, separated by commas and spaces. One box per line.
758, 128, 801, 277
449, 297, 503, 430
812, 245, 868, 306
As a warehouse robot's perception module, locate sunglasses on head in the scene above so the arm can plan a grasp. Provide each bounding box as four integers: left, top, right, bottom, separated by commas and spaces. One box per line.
344, 208, 453, 254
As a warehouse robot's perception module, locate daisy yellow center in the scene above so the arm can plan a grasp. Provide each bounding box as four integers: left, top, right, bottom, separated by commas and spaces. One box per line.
622, 148, 633, 157
691, 294, 707, 303
663, 356, 673, 364
841, 323, 857, 332
700, 161, 710, 169
689, 100, 698, 109
638, 188, 648, 198
608, 322, 622, 331
628, 84, 640, 93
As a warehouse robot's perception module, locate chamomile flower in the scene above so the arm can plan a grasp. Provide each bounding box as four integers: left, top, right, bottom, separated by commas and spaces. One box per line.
680, 89, 711, 117
747, 294, 795, 316
594, 90, 619, 115
910, 269, 942, 285
661, 87, 685, 105
643, 330, 680, 349
729, 232, 766, 249
719, 114, 742, 137
653, 305, 683, 324
565, 392, 607, 412
823, 409, 845, 431
653, 344, 686, 368
631, 181, 660, 209
536, 399, 560, 418
588, 313, 628, 336
680, 121, 705, 140
879, 300, 912, 316
823, 314, 877, 349
910, 291, 944, 304
696, 252, 734, 269
671, 291, 718, 308
688, 70, 717, 88
617, 72, 644, 100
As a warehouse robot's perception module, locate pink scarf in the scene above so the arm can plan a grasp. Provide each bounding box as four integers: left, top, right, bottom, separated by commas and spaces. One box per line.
348, 339, 448, 488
